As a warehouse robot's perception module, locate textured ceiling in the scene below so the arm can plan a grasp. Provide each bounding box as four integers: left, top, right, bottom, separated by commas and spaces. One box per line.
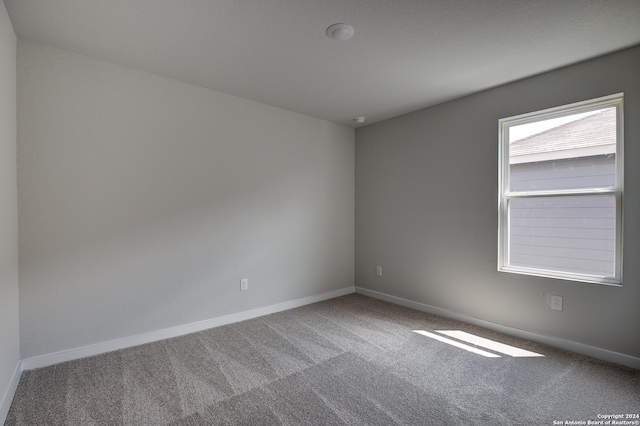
5, 0, 640, 127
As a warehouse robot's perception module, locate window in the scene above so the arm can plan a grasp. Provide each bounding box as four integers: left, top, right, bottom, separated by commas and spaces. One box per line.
498, 94, 623, 285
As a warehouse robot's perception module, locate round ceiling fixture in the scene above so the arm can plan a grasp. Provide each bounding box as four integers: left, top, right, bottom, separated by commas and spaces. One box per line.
353, 117, 366, 124
326, 23, 354, 41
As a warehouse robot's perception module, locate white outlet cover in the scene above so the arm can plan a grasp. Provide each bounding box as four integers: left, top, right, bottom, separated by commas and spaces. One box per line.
551, 295, 563, 311
240, 279, 248, 291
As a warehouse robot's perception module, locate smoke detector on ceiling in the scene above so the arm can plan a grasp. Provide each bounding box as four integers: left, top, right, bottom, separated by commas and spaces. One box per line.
326, 23, 354, 41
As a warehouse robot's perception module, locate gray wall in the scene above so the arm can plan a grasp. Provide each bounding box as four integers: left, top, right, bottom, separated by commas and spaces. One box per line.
355, 46, 640, 358
18, 41, 354, 359
0, 0, 19, 416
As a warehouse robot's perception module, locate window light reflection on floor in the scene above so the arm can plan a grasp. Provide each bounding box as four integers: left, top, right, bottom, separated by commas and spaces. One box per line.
413, 330, 500, 358
413, 330, 544, 358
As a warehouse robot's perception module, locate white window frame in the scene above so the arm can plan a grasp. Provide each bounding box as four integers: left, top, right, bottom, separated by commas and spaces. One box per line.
498, 93, 624, 286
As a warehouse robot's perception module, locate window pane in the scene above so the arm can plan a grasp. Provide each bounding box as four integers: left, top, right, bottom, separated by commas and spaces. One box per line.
509, 108, 616, 192
508, 196, 615, 277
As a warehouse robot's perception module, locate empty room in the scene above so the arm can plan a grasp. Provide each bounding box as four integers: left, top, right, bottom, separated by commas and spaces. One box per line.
1, 1, 639, 424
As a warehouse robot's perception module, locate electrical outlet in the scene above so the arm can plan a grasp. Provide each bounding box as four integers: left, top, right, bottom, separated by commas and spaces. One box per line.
376, 266, 383, 277
550, 295, 563, 311
240, 278, 248, 291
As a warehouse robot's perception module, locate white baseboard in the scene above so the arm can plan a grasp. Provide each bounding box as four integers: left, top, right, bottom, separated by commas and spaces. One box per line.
22, 286, 355, 371
0, 360, 22, 424
355, 286, 640, 370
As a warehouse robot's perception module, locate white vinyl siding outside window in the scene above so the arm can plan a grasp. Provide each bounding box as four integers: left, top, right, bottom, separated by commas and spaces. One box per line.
498, 93, 623, 285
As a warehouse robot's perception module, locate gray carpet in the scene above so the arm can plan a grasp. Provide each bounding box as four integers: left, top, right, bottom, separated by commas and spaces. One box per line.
6, 294, 640, 425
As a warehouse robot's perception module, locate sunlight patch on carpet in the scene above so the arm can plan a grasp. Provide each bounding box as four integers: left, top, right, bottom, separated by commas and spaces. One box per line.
412, 330, 500, 358
413, 330, 544, 358
436, 330, 544, 358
